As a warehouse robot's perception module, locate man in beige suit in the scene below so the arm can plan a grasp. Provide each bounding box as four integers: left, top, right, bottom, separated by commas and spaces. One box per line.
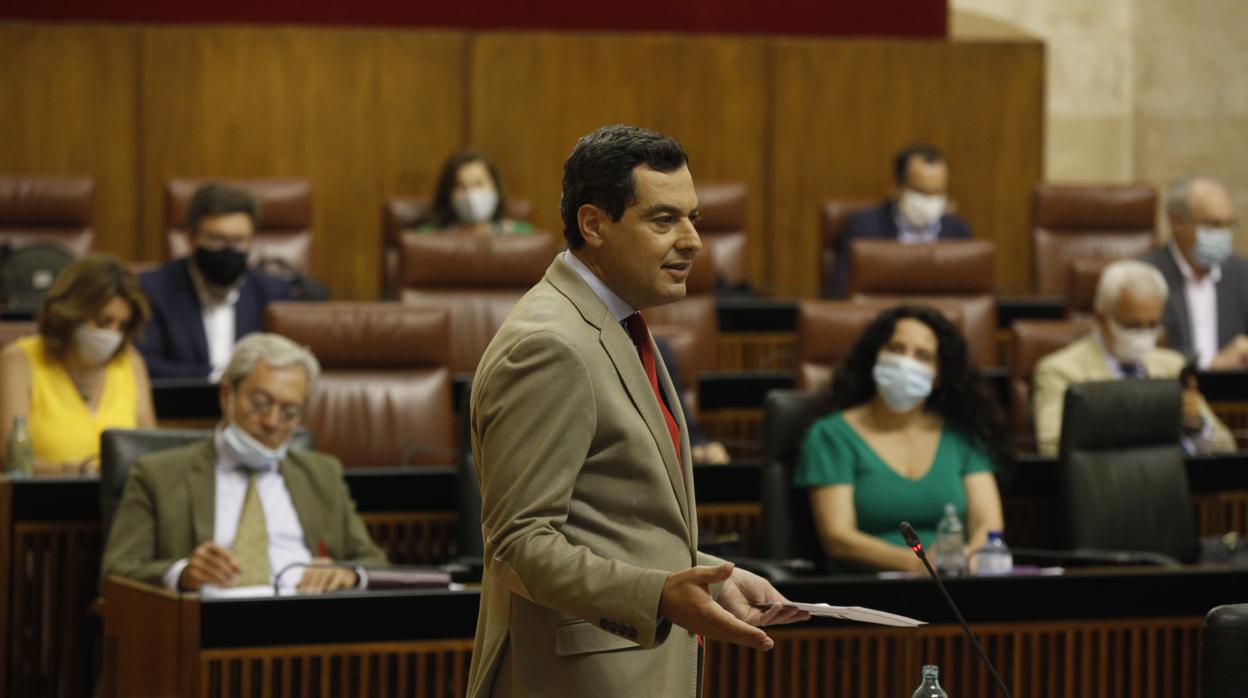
1033, 259, 1235, 456
468, 126, 806, 697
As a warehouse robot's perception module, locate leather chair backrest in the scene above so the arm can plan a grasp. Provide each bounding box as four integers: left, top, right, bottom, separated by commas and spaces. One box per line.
1066, 257, 1112, 319
759, 389, 824, 563
165, 178, 314, 273
1058, 379, 1197, 561
1202, 604, 1248, 698
99, 427, 314, 541
0, 321, 36, 349
1009, 319, 1096, 451
644, 253, 718, 415
265, 302, 454, 468
694, 182, 749, 289
1032, 184, 1157, 295
0, 176, 94, 256
796, 301, 882, 393
818, 197, 877, 298
848, 239, 997, 367
380, 196, 533, 298
399, 233, 555, 373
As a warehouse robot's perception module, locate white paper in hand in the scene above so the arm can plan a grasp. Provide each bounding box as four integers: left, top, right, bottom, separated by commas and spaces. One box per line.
760, 602, 925, 627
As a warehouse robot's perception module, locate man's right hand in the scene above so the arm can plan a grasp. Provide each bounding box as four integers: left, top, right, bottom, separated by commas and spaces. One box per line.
659, 563, 775, 651
178, 541, 241, 591
1209, 335, 1248, 370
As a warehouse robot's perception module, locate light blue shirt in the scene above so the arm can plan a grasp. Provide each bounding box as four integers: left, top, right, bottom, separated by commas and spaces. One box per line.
561, 250, 636, 323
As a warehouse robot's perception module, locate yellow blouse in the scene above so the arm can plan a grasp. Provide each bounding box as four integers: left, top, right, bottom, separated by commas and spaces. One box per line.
17, 335, 138, 466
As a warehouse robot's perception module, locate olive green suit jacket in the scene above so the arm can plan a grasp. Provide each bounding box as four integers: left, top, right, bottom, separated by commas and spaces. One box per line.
102, 439, 387, 586
467, 257, 718, 698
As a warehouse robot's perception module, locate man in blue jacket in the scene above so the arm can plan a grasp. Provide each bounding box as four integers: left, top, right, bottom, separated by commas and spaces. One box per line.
137, 183, 291, 379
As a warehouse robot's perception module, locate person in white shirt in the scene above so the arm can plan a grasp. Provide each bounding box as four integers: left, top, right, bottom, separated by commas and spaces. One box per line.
1141, 175, 1248, 369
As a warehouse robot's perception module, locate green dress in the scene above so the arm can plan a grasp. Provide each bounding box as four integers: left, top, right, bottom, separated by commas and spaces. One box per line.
793, 412, 995, 574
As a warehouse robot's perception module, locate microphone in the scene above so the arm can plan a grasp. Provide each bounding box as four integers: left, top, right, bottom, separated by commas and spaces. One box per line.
900, 522, 1012, 698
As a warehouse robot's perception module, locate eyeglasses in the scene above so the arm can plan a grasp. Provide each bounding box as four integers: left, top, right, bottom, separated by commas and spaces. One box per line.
198, 233, 251, 252
242, 391, 303, 424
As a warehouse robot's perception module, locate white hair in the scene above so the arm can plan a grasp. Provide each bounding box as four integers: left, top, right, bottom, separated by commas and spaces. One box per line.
1094, 259, 1168, 316
1165, 174, 1225, 220
223, 332, 321, 393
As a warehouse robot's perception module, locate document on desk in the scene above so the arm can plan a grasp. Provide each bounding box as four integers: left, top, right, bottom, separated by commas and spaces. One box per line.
199, 585, 278, 599
758, 602, 926, 627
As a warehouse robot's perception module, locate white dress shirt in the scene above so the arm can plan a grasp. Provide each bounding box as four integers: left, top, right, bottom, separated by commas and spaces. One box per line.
562, 251, 636, 323
190, 266, 241, 382
1169, 242, 1221, 368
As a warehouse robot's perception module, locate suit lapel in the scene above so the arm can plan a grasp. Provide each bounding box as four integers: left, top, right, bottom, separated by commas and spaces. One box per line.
173, 260, 211, 364
652, 343, 695, 531
186, 441, 216, 544
1154, 250, 1193, 353
1215, 275, 1238, 349
279, 454, 325, 554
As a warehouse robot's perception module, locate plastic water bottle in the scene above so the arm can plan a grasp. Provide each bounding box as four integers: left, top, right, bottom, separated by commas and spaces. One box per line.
5, 416, 33, 479
912, 665, 949, 698
934, 503, 966, 577
976, 531, 1014, 577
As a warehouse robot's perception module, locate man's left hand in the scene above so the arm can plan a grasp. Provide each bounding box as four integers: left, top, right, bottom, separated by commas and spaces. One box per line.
296, 556, 359, 594
717, 567, 810, 628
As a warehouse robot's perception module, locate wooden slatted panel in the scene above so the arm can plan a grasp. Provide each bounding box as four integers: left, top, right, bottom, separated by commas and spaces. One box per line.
718, 334, 797, 372
704, 617, 1202, 698
697, 503, 763, 558
201, 640, 473, 698
700, 409, 766, 460
360, 512, 457, 565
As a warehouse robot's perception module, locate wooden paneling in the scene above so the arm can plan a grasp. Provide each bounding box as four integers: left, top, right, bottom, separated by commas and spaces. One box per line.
769, 39, 1045, 296
138, 27, 466, 298
0, 23, 140, 257
467, 32, 771, 286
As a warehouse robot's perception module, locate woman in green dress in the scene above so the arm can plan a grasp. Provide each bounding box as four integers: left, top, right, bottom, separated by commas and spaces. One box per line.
419, 150, 535, 236
794, 305, 1007, 574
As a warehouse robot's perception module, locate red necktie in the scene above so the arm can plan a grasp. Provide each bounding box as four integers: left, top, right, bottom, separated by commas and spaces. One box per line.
623, 313, 683, 472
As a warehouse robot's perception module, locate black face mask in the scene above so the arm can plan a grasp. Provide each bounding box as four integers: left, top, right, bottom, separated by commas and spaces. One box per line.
194, 247, 249, 287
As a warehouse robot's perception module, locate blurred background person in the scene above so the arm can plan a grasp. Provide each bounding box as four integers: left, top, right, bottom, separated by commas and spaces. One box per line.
419, 149, 535, 235
0, 254, 155, 475
793, 305, 1005, 573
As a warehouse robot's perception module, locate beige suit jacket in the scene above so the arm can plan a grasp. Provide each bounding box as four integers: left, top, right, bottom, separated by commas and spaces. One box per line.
467, 258, 715, 698
1032, 333, 1235, 456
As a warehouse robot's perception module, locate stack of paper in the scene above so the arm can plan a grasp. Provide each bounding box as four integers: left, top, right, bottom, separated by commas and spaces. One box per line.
762, 602, 926, 627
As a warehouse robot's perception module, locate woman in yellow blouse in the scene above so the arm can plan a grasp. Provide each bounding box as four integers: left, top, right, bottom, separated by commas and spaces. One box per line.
0, 254, 156, 475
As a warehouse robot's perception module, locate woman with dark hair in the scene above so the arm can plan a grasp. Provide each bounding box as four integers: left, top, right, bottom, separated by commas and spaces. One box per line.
420, 149, 535, 235
793, 305, 1006, 573
0, 254, 156, 475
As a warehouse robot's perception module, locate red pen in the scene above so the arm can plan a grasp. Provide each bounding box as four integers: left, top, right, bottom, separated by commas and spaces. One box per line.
318, 540, 329, 558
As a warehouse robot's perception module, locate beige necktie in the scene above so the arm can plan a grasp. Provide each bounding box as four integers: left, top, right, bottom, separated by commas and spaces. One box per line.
232, 471, 271, 586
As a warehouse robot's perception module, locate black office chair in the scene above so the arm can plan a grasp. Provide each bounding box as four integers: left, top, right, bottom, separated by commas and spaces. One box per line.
1202, 604, 1248, 698
1058, 379, 1196, 565
99, 427, 314, 542
754, 389, 824, 580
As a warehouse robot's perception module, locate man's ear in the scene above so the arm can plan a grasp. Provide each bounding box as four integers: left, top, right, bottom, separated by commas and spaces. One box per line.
578, 203, 607, 249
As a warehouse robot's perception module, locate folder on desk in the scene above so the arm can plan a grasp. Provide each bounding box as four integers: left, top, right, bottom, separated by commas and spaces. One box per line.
760, 602, 926, 627
365, 567, 454, 590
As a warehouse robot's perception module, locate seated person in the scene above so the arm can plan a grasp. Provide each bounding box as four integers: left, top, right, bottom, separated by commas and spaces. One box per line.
102, 333, 387, 593
0, 254, 155, 476
1033, 259, 1234, 456
418, 149, 534, 235
793, 305, 1005, 573
137, 183, 291, 380
830, 143, 973, 297
1141, 175, 1248, 369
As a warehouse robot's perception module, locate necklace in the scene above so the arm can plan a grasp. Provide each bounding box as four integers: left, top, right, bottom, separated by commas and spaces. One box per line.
67, 366, 104, 404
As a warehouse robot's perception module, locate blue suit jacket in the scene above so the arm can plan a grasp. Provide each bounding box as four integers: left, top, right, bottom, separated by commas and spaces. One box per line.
137, 258, 292, 378
830, 199, 974, 298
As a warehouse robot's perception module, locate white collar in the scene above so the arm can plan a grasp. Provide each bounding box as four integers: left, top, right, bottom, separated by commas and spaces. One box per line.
1168, 241, 1221, 285
560, 250, 636, 323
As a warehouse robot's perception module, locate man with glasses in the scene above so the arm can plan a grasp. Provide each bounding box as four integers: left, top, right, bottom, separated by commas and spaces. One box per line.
103, 333, 386, 593
137, 183, 292, 379
1141, 175, 1248, 369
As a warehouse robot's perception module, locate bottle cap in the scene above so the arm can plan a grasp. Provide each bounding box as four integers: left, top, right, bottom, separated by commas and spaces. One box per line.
987, 530, 1003, 542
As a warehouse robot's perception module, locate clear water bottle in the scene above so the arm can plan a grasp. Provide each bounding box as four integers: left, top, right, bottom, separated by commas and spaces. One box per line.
934, 503, 966, 576
6, 416, 33, 479
913, 664, 949, 698
975, 531, 1014, 576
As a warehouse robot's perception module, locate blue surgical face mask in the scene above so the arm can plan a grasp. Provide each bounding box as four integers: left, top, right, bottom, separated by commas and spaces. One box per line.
221, 403, 289, 471
1192, 226, 1233, 269
872, 352, 935, 414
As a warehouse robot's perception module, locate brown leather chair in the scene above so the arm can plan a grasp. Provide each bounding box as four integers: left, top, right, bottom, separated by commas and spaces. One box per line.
644, 252, 718, 416
1032, 183, 1158, 295
0, 176, 94, 255
694, 182, 749, 289
380, 196, 534, 298
1009, 318, 1095, 451
848, 239, 998, 367
399, 233, 555, 374
818, 197, 877, 298
1066, 257, 1113, 319
0, 321, 36, 348
264, 302, 455, 468
165, 178, 313, 273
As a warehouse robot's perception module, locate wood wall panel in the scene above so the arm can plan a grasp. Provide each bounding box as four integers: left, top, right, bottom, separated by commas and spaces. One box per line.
769, 39, 1045, 296
0, 23, 139, 257
139, 27, 466, 298
467, 33, 771, 287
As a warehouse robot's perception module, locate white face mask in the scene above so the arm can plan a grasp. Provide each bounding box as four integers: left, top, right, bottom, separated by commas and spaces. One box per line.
1106, 319, 1160, 365
73, 324, 124, 366
1191, 226, 1233, 269
452, 187, 499, 225
898, 190, 947, 230
221, 402, 290, 471
872, 352, 936, 414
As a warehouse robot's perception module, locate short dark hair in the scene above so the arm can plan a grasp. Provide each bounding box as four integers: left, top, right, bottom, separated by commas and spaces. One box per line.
560, 125, 689, 249
892, 144, 946, 186
188, 183, 259, 235
430, 149, 508, 228
37, 254, 150, 361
